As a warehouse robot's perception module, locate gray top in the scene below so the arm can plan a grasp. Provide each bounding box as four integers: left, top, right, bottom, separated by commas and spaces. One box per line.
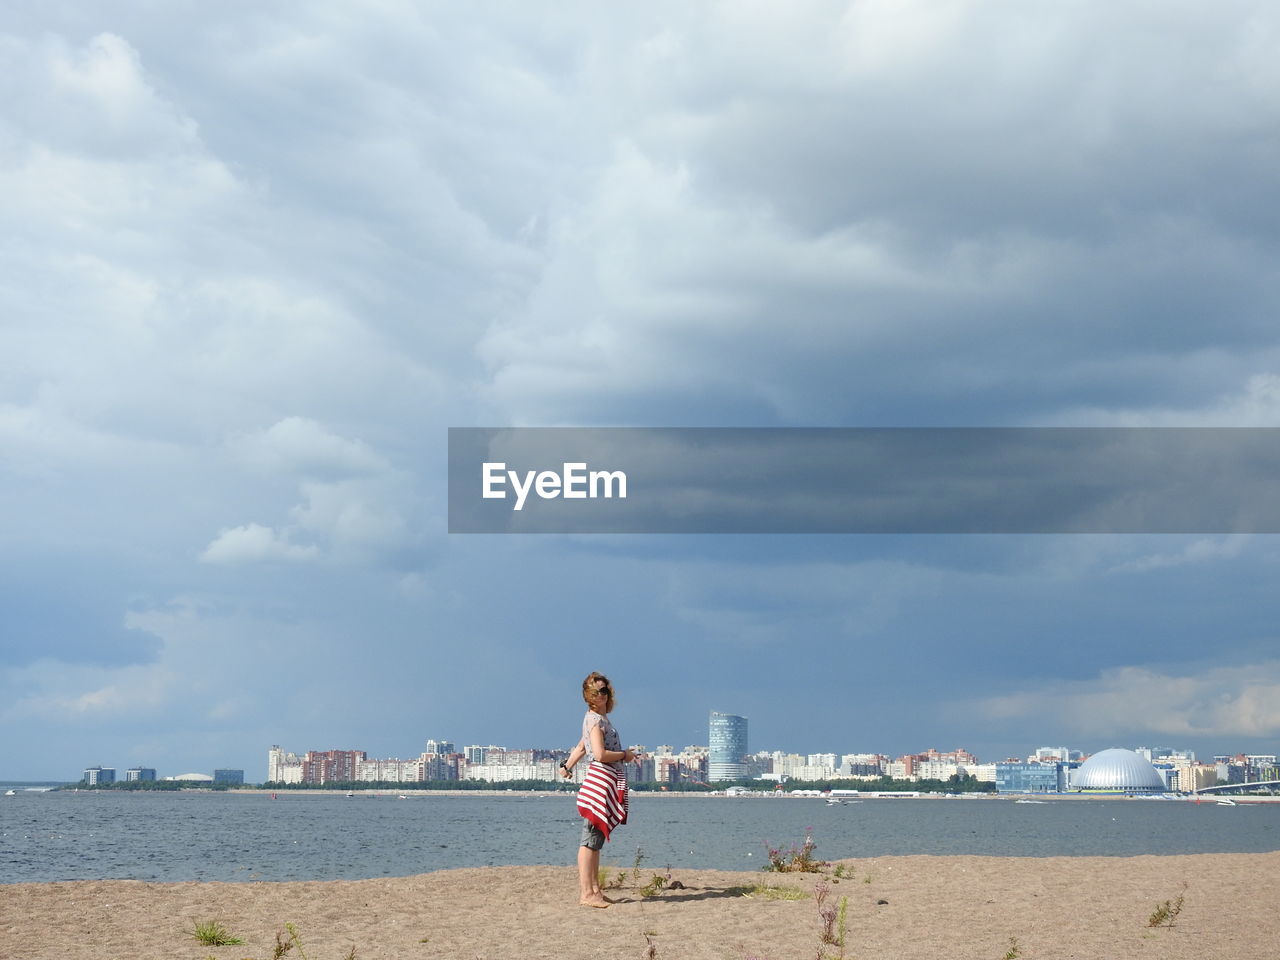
582, 710, 623, 773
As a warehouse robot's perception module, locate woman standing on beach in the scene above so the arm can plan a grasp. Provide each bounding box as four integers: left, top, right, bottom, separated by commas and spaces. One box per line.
561, 671, 636, 908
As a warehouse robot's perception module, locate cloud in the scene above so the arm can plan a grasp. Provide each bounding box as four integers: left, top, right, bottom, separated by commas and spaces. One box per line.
470, 4, 1280, 427
200, 522, 318, 565
232, 417, 388, 478
217, 419, 415, 564
5, 6, 1280, 779
5, 31, 201, 158
3, 659, 176, 722
1112, 536, 1251, 574
972, 662, 1280, 740
1056, 374, 1280, 428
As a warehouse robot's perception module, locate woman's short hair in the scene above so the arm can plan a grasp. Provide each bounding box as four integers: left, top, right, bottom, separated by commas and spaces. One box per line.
582, 671, 615, 713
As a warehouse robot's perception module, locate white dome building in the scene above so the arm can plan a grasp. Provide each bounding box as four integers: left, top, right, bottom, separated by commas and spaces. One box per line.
1071, 748, 1166, 793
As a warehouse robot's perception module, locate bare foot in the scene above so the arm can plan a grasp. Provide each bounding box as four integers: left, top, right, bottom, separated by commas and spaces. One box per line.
579, 894, 610, 908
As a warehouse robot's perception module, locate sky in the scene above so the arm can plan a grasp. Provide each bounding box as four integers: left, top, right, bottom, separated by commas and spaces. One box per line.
3, 2, 1280, 781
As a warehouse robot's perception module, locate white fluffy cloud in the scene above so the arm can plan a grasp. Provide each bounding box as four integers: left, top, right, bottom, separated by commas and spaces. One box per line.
232, 417, 388, 477
973, 662, 1280, 740
200, 522, 318, 565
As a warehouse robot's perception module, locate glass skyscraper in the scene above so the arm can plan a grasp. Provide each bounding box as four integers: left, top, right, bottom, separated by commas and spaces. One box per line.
709, 711, 748, 781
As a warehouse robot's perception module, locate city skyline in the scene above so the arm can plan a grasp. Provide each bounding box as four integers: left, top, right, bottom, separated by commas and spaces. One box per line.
5, 5, 1280, 781
60, 730, 1277, 787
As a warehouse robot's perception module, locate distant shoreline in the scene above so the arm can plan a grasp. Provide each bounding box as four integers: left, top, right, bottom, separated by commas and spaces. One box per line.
221, 787, 1280, 802
15, 784, 1278, 802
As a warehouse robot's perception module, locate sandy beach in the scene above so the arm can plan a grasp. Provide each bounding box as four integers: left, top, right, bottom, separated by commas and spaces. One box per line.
3, 851, 1276, 960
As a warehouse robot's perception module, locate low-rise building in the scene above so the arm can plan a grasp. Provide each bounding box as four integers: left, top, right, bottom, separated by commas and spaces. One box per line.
995, 761, 1069, 794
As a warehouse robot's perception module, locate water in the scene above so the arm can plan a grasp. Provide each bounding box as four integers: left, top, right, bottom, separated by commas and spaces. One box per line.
2, 790, 1277, 884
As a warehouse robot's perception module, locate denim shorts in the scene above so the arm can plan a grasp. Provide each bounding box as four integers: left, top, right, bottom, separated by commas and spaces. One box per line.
580, 820, 606, 851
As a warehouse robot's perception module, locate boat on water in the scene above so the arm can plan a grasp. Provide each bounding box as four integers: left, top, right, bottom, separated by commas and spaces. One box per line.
1217, 798, 1238, 806
1014, 799, 1048, 804
3, 789, 15, 796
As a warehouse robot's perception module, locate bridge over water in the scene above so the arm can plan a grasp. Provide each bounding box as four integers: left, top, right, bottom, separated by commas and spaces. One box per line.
1193, 780, 1280, 796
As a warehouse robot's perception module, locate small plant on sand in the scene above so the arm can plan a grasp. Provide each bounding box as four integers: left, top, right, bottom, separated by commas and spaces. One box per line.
269, 922, 308, 960
640, 874, 668, 897
639, 862, 677, 898
763, 828, 826, 873
727, 881, 808, 900
631, 845, 648, 886
814, 880, 849, 958
1148, 886, 1186, 928
191, 920, 244, 946
643, 931, 659, 959
1001, 936, 1022, 959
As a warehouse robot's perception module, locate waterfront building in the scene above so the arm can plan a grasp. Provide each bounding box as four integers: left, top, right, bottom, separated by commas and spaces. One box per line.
995, 761, 1071, 794
708, 712, 749, 781
354, 757, 420, 782
965, 763, 999, 783
1069, 748, 1164, 793
655, 754, 707, 785
1155, 754, 1200, 792
886, 758, 913, 779
487, 748, 536, 765
466, 760, 559, 782
1190, 763, 1221, 791
124, 767, 156, 782
268, 746, 304, 784
764, 752, 805, 778
1246, 755, 1280, 782
213, 769, 244, 785
302, 750, 367, 784
419, 752, 459, 781
650, 751, 698, 784
920, 747, 980, 766
83, 766, 116, 785
914, 760, 964, 781
840, 754, 886, 776
424, 739, 455, 755
807, 753, 838, 771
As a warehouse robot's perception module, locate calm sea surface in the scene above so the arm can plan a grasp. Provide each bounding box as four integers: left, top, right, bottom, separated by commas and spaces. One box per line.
3, 787, 1278, 884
